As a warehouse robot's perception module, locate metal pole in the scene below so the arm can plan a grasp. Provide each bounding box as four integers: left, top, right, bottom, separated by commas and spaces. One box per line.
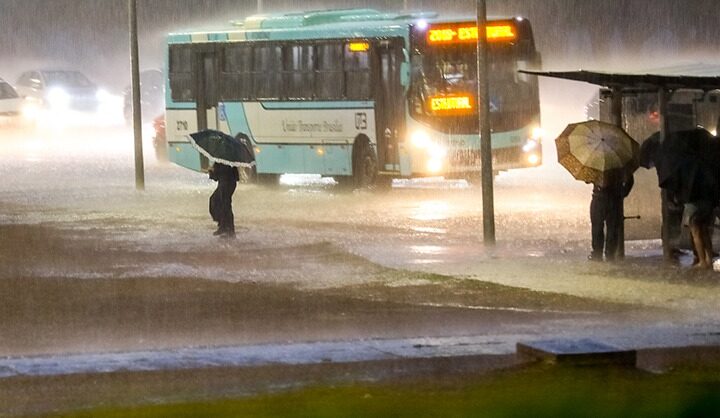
658, 87, 671, 259
257, 0, 263, 13
403, 0, 409, 11
129, 0, 145, 191
610, 87, 624, 259
476, 0, 495, 244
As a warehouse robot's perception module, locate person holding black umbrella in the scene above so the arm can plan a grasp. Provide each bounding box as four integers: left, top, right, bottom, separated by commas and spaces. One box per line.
208, 162, 239, 238
187, 129, 256, 239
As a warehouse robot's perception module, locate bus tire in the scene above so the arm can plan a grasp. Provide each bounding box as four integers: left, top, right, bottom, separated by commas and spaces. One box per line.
352, 138, 378, 189
334, 175, 355, 190
256, 173, 281, 187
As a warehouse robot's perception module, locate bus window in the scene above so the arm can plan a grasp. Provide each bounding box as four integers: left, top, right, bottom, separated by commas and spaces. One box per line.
253, 44, 283, 99
284, 44, 315, 99
316, 43, 343, 99
221, 44, 253, 100
169, 45, 195, 102
344, 42, 371, 100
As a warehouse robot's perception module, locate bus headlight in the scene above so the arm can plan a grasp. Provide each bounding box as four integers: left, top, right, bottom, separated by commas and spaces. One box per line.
428, 143, 448, 158
527, 153, 540, 165
427, 157, 444, 173
411, 130, 431, 148
532, 126, 545, 140
522, 139, 538, 153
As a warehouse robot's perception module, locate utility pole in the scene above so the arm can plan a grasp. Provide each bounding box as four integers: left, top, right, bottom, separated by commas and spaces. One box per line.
129, 0, 145, 191
476, 0, 495, 244
609, 87, 624, 259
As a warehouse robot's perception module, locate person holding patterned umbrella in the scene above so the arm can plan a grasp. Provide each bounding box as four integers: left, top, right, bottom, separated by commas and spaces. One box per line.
555, 120, 639, 261
589, 168, 634, 261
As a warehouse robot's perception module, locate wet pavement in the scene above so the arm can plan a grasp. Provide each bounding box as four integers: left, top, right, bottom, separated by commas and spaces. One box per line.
1, 80, 719, 413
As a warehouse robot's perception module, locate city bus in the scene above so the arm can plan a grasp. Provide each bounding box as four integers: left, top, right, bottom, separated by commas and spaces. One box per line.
164, 8, 542, 187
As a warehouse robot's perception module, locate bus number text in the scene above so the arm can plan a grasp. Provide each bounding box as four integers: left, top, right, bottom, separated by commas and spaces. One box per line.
354, 112, 367, 130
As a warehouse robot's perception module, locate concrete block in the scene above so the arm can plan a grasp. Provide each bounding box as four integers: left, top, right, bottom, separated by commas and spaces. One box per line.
517, 338, 637, 366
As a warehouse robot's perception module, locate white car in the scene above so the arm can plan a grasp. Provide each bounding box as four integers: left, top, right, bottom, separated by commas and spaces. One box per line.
0, 78, 22, 126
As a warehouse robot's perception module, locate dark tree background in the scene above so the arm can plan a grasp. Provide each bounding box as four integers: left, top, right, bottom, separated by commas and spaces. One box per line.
1, 0, 718, 89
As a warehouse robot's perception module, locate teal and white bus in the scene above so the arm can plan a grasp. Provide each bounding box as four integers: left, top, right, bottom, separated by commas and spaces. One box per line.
164, 8, 542, 187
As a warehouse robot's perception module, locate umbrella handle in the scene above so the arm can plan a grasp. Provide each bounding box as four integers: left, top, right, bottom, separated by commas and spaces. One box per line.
623, 215, 641, 220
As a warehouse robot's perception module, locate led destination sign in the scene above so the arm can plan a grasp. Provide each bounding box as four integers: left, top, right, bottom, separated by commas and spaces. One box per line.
427, 23, 516, 44
428, 94, 474, 114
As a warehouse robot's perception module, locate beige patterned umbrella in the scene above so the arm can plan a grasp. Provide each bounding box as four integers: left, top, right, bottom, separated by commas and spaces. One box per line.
555, 120, 639, 186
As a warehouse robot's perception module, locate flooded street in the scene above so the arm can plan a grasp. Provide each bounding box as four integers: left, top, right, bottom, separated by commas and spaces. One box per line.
1, 79, 719, 370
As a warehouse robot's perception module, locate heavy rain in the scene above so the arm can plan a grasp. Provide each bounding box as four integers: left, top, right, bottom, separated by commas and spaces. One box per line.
1, 1, 720, 416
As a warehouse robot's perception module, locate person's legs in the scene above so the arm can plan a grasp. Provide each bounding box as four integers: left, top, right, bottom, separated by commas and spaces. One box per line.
218, 180, 236, 237
605, 196, 622, 261
590, 193, 607, 260
689, 223, 710, 268
701, 223, 714, 267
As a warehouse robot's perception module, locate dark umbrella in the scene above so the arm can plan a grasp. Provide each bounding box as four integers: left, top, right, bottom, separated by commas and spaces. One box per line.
656, 128, 719, 204
188, 129, 255, 168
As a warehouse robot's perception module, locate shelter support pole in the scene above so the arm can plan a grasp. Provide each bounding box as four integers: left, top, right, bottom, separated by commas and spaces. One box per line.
610, 87, 624, 259
658, 88, 672, 259
477, 0, 495, 245
129, 0, 145, 191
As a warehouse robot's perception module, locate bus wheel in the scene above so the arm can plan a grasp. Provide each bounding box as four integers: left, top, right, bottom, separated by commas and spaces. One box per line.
256, 173, 281, 187
334, 175, 355, 189
353, 140, 378, 189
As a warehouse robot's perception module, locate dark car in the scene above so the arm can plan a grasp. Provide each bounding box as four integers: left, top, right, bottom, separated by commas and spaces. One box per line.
15, 69, 106, 113
124, 69, 165, 124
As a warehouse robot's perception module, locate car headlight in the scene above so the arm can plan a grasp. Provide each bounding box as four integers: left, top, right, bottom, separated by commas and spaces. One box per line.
96, 88, 113, 103
47, 88, 70, 109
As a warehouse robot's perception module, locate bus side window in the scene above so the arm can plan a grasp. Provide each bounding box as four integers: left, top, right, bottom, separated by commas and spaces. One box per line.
316, 43, 343, 100
221, 44, 253, 101
169, 45, 195, 102
284, 44, 315, 100
344, 43, 371, 100
253, 44, 283, 100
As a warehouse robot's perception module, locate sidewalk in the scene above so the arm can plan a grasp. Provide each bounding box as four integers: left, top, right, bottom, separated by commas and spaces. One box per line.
3, 323, 720, 379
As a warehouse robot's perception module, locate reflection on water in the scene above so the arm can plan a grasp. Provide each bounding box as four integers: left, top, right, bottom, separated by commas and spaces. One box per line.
411, 226, 448, 235
411, 200, 451, 221
410, 245, 447, 255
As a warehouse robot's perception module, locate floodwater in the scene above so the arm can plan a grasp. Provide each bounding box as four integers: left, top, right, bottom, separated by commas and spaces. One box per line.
1, 79, 719, 378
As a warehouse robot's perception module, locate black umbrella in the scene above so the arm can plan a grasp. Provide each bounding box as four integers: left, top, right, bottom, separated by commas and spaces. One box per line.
188, 129, 255, 168
656, 128, 719, 204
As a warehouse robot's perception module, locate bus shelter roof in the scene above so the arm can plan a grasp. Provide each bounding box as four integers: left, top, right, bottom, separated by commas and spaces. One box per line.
520, 67, 720, 92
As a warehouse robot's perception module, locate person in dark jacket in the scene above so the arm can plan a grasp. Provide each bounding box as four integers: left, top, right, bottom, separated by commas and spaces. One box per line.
589, 170, 634, 261
208, 162, 239, 238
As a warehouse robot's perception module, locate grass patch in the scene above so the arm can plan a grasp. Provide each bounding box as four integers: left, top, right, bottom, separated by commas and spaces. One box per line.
53, 364, 720, 418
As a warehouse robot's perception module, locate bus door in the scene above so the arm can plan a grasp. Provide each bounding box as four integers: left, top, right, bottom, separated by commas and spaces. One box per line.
374, 38, 405, 171
194, 46, 220, 170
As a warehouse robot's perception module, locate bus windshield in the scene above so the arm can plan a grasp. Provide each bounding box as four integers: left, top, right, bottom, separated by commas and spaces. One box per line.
411, 45, 538, 133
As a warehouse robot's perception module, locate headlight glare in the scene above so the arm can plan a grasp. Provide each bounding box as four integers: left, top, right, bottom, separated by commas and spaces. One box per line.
47, 88, 70, 109
532, 126, 545, 140
411, 130, 431, 148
